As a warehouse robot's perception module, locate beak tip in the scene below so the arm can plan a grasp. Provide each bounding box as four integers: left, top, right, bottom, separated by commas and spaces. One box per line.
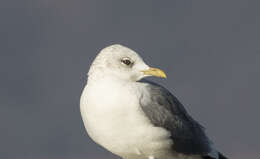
162, 74, 167, 79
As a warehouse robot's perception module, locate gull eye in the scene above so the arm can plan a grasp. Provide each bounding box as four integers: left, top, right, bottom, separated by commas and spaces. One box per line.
121, 58, 132, 66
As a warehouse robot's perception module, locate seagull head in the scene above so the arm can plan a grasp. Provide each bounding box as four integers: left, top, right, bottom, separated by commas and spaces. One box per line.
88, 44, 166, 82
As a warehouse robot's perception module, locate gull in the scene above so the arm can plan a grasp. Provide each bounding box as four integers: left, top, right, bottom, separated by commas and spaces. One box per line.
80, 44, 228, 159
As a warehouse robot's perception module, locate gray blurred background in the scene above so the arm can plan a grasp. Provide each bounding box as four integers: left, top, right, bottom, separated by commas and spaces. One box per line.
0, 0, 259, 159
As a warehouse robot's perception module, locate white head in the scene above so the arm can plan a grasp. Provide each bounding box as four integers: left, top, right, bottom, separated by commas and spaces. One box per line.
88, 44, 166, 82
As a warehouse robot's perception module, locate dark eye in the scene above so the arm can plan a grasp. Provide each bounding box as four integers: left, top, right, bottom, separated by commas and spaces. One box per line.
121, 58, 132, 66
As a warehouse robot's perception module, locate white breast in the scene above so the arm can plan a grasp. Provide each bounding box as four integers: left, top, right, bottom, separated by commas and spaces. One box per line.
80, 78, 175, 158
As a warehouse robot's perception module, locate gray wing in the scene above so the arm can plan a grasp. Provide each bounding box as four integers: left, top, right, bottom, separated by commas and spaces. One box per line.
138, 80, 215, 157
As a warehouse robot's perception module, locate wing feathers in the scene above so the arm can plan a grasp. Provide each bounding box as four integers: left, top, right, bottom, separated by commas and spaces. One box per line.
139, 80, 211, 155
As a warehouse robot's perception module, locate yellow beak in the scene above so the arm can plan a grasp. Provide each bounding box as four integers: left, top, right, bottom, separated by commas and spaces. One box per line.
141, 67, 167, 78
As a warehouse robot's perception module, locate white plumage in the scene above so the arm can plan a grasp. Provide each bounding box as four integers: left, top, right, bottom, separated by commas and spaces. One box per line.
80, 44, 223, 159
